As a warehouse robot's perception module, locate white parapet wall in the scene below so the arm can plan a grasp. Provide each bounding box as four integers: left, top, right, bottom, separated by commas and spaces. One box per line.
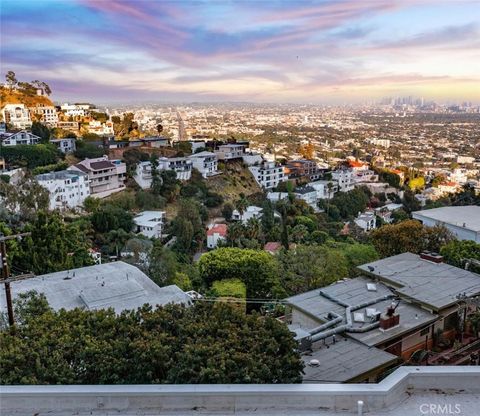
1, 367, 479, 415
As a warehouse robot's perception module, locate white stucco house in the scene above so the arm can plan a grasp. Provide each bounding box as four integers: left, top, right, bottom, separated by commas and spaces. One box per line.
134, 211, 166, 239
1, 104, 32, 129
249, 161, 287, 189
36, 170, 90, 211
0, 130, 40, 146
188, 151, 218, 178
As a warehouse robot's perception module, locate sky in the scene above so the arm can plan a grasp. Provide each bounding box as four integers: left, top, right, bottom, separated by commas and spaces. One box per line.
1, 0, 480, 104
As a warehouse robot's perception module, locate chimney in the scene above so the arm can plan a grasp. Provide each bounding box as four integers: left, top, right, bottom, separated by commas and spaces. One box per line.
379, 302, 400, 331
420, 251, 443, 263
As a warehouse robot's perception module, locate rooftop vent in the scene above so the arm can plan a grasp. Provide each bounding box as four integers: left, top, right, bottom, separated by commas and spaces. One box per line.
354, 312, 365, 323
308, 359, 320, 367
366, 283, 377, 292
420, 251, 443, 263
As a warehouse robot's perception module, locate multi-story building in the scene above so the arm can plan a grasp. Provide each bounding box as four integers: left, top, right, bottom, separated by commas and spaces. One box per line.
215, 144, 245, 161
36, 170, 90, 211
331, 169, 355, 192
354, 210, 377, 231
188, 151, 218, 178
1, 104, 32, 129
50, 137, 76, 153
0, 130, 40, 146
29, 104, 58, 126
286, 159, 321, 181
248, 161, 287, 189
158, 157, 192, 181
307, 180, 338, 199
60, 103, 90, 117
134, 211, 165, 238
353, 169, 379, 184
69, 156, 126, 198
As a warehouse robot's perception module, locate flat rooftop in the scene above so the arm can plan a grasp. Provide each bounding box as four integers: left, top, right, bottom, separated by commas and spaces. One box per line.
286, 277, 436, 346
412, 205, 480, 231
358, 252, 480, 311
0, 262, 190, 313
302, 336, 398, 383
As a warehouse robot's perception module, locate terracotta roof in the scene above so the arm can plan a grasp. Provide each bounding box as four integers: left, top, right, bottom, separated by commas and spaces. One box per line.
348, 160, 366, 168
207, 224, 227, 237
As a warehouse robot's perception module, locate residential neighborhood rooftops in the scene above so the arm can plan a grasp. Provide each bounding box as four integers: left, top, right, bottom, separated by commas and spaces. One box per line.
301, 336, 398, 383
412, 206, 480, 231
0, 262, 190, 314
358, 252, 480, 311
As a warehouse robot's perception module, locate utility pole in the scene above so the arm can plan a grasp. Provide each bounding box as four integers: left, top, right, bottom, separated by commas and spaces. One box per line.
0, 233, 34, 327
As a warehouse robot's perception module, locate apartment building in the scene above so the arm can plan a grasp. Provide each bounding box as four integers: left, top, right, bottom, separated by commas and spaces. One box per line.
331, 169, 355, 192
29, 104, 58, 126
248, 161, 287, 189
1, 104, 32, 129
36, 170, 90, 211
70, 156, 126, 198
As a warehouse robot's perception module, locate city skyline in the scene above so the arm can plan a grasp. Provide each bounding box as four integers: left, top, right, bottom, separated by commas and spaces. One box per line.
2, 0, 480, 104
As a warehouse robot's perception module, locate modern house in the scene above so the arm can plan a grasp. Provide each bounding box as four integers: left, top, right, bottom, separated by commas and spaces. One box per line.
232, 205, 263, 224
0, 262, 191, 314
69, 156, 126, 198
249, 161, 287, 189
36, 170, 90, 211
215, 144, 245, 160
188, 151, 218, 178
0, 130, 40, 146
207, 223, 228, 249
286, 159, 321, 181
331, 169, 355, 192
158, 157, 192, 181
133, 211, 165, 239
307, 180, 338, 200
1, 104, 32, 129
50, 137, 76, 153
412, 206, 480, 242
354, 211, 377, 231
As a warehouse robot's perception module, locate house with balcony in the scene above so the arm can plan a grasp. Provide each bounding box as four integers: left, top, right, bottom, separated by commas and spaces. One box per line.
134, 211, 165, 239
50, 137, 76, 153
188, 151, 218, 178
29, 104, 58, 127
249, 161, 287, 189
36, 170, 90, 211
1, 104, 32, 129
286, 159, 321, 181
215, 144, 245, 161
331, 169, 355, 192
69, 156, 126, 198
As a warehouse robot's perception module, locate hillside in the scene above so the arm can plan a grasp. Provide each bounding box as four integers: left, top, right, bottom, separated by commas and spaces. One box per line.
0, 86, 54, 109
207, 161, 262, 204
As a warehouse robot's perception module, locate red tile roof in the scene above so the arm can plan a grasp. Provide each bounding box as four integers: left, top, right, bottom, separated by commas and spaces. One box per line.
207, 224, 227, 236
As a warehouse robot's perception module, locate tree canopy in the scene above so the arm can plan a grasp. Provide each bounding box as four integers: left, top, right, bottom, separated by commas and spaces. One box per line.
0, 294, 303, 385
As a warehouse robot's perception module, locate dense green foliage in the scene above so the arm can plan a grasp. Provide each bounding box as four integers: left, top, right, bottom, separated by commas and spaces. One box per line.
198, 248, 282, 299
440, 240, 480, 272
0, 144, 60, 168
371, 220, 454, 258
0, 294, 303, 384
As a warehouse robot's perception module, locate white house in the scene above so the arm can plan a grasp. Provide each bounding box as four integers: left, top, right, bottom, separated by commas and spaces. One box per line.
134, 161, 153, 189
207, 223, 227, 249
50, 137, 76, 153
331, 169, 355, 192
267, 191, 289, 203
308, 180, 338, 200
134, 211, 165, 239
412, 206, 480, 242
36, 170, 90, 211
232, 205, 263, 224
249, 161, 287, 189
242, 152, 263, 166
215, 144, 245, 160
69, 156, 126, 198
29, 105, 58, 126
0, 130, 40, 146
1, 104, 32, 129
353, 169, 379, 184
354, 211, 377, 231
158, 157, 192, 181
60, 103, 90, 117
188, 151, 218, 178
293, 186, 318, 211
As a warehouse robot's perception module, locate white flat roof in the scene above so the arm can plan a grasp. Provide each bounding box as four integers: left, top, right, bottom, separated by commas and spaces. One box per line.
134, 210, 165, 227
412, 205, 480, 231
0, 262, 190, 313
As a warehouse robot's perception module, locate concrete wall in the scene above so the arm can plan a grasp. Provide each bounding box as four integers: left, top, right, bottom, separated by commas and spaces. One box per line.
2, 367, 479, 415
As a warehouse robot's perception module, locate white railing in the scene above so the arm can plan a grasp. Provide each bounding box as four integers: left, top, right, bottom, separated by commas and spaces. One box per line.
1, 367, 479, 415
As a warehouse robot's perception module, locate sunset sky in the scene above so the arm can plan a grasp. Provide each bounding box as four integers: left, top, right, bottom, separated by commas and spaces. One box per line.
2, 0, 479, 104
